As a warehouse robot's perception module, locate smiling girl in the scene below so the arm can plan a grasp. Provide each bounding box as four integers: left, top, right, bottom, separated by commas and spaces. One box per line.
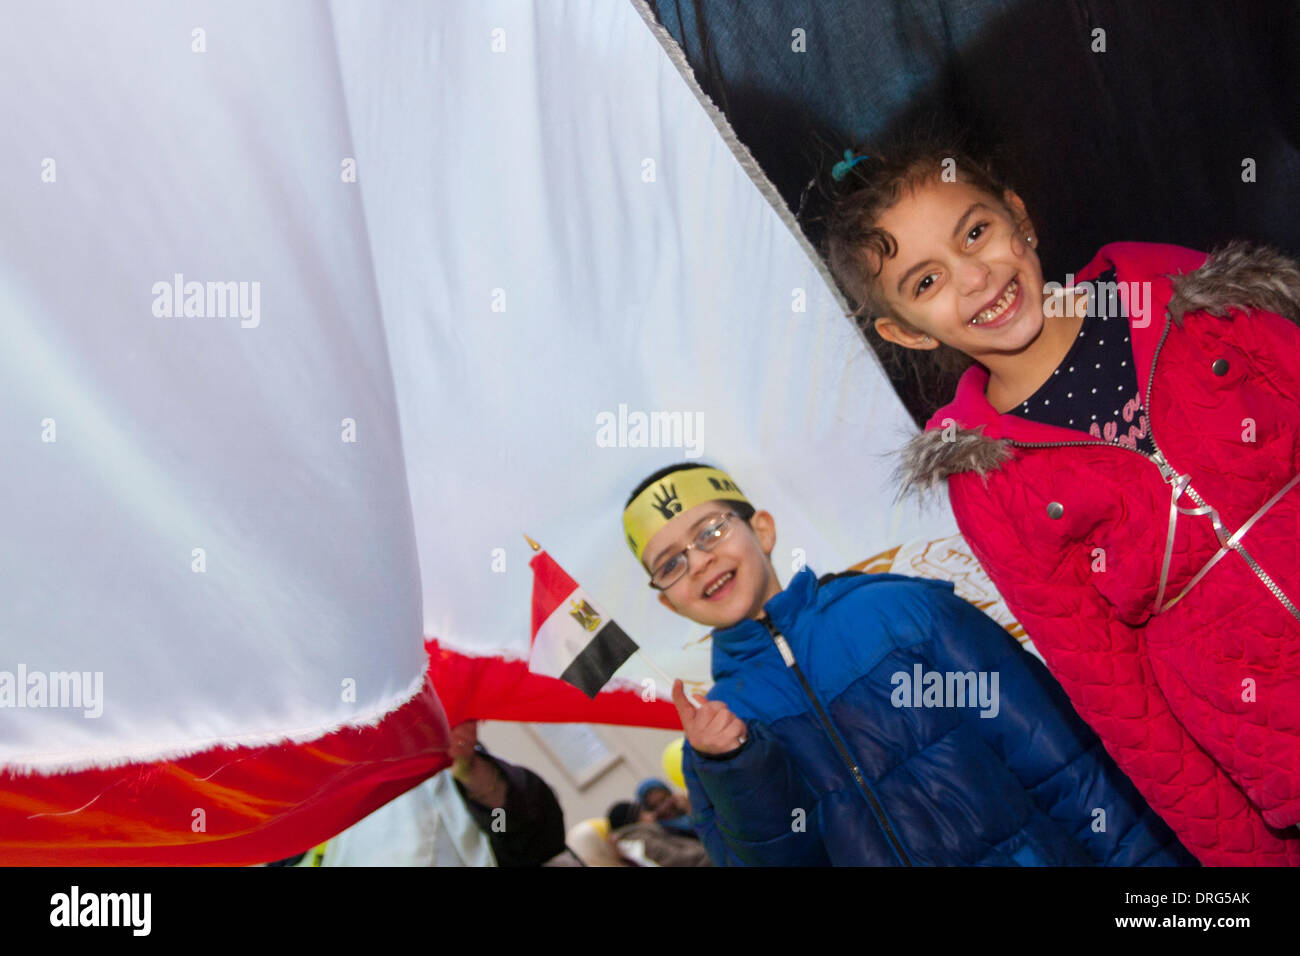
823, 142, 1300, 866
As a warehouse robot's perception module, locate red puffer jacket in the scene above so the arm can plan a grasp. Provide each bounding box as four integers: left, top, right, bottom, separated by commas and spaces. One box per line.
900, 242, 1300, 866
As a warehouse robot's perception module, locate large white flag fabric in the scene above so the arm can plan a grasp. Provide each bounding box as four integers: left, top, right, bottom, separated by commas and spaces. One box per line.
0, 1, 429, 772
331, 0, 956, 711
0, 1, 448, 864
0, 0, 959, 862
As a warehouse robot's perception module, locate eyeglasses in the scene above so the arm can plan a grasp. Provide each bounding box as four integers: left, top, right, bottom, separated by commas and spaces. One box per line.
647, 512, 738, 591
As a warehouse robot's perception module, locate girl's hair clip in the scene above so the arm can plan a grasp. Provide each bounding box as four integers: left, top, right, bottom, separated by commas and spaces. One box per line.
831, 149, 870, 182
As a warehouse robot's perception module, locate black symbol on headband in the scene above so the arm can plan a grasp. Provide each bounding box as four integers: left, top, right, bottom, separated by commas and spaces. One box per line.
708, 476, 740, 493
652, 482, 682, 520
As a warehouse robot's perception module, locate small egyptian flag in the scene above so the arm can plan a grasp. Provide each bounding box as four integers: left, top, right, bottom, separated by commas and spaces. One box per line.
528, 545, 638, 698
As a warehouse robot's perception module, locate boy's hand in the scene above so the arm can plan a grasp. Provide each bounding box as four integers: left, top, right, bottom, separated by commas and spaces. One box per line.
673, 679, 748, 756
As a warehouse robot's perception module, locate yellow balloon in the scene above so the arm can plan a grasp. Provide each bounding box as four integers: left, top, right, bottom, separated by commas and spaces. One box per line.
661, 736, 686, 790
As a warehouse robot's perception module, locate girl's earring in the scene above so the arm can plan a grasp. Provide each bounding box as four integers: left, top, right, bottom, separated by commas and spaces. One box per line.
1024, 233, 1035, 247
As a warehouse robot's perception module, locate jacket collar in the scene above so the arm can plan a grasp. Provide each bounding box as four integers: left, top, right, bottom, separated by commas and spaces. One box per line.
710, 568, 818, 667
927, 363, 1106, 445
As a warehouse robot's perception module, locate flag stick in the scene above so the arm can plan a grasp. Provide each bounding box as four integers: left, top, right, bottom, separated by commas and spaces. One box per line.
637, 648, 701, 710
524, 534, 701, 710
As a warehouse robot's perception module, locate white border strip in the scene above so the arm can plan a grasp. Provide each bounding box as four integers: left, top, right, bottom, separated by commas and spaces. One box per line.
4, 665, 430, 777
627, 0, 886, 376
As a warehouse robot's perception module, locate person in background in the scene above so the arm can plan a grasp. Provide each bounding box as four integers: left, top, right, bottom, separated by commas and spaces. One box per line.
449, 720, 567, 867
635, 778, 697, 837
606, 801, 711, 867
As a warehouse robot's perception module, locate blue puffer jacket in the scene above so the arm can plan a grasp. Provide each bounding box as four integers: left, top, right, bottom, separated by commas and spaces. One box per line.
682, 568, 1197, 866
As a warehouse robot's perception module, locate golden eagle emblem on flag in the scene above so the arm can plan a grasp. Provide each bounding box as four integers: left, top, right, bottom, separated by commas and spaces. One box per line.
568, 598, 602, 632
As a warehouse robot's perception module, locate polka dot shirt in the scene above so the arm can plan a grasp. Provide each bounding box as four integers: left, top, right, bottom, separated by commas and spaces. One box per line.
1006, 269, 1155, 454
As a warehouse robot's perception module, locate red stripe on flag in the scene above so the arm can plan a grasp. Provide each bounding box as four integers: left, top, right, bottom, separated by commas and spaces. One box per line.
0, 639, 680, 865
0, 677, 449, 866
428, 639, 677, 730
528, 550, 579, 639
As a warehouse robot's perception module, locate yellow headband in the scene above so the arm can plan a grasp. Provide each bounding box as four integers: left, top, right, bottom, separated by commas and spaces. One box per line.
623, 466, 751, 563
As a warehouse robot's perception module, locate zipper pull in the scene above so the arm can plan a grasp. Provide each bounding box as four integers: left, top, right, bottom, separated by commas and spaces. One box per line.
760, 616, 797, 667
1149, 449, 1178, 484
773, 633, 796, 668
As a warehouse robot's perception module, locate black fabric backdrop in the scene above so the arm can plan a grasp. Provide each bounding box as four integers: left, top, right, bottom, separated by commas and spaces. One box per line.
649, 0, 1300, 424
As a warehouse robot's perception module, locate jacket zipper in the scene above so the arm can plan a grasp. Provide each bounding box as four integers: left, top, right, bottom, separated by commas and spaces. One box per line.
995, 311, 1300, 618
759, 615, 913, 866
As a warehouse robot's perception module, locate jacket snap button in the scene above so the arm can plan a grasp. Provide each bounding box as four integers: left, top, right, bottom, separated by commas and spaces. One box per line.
1212, 358, 1229, 376
1046, 502, 1064, 519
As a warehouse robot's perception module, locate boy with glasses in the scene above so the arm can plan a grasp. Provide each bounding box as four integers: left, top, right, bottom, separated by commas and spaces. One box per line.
623, 463, 1194, 866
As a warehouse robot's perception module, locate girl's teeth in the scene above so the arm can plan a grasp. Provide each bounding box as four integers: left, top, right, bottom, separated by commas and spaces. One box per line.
972, 279, 1018, 325
705, 572, 733, 596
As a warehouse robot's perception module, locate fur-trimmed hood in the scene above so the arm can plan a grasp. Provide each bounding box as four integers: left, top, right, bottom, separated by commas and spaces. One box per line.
896, 241, 1300, 496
